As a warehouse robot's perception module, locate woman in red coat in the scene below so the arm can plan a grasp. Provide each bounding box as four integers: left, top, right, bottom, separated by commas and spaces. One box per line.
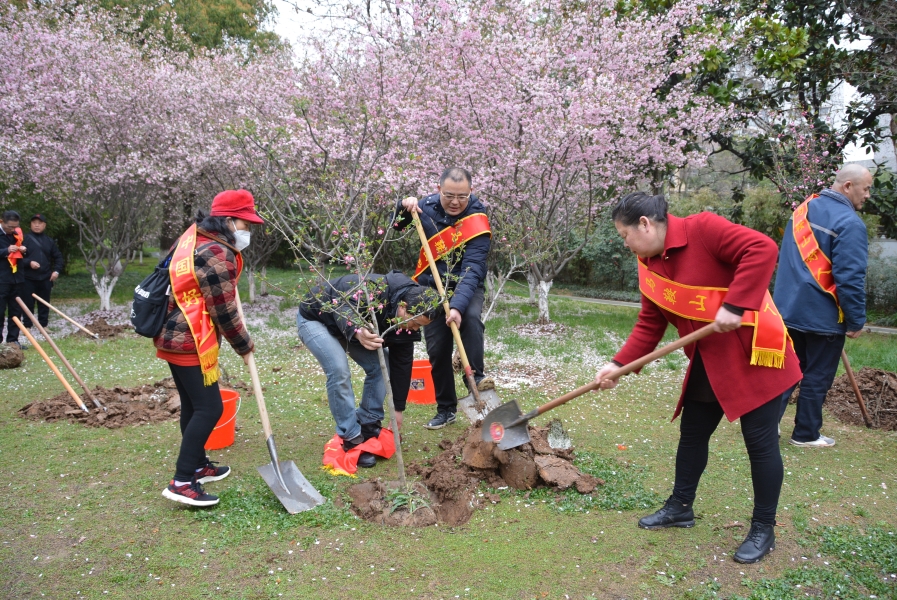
595, 192, 801, 564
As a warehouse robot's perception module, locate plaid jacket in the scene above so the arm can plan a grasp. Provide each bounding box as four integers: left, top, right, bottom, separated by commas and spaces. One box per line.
154, 230, 253, 356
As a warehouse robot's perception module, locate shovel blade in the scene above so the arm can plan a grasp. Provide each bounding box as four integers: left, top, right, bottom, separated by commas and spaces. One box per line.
480, 399, 532, 450
257, 460, 325, 514
457, 388, 503, 423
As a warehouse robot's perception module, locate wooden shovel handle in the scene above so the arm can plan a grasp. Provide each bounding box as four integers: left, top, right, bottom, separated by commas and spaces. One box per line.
841, 350, 872, 428
234, 293, 274, 439
13, 316, 88, 412
532, 323, 717, 418
410, 211, 480, 397
31, 294, 98, 338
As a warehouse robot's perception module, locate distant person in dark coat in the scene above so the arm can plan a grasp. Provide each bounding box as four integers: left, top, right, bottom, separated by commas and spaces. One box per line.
0, 210, 27, 346
22, 214, 64, 329
774, 164, 873, 447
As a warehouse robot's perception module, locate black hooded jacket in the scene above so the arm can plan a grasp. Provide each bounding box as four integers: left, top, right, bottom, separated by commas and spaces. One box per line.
299, 271, 425, 346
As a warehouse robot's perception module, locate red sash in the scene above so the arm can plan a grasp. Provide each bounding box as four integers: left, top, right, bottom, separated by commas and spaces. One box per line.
412, 213, 491, 281
322, 430, 396, 476
638, 259, 788, 368
169, 224, 243, 385
792, 195, 842, 323
7, 227, 23, 273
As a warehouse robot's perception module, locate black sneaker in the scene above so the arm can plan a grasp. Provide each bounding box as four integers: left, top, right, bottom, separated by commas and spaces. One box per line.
425, 412, 456, 430
195, 458, 230, 484
162, 480, 219, 507
343, 435, 376, 468
638, 496, 695, 529
733, 521, 775, 564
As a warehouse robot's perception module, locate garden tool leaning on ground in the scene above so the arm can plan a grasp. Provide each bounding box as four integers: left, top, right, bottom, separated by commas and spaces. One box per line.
411, 211, 501, 423
234, 293, 324, 514
483, 323, 717, 450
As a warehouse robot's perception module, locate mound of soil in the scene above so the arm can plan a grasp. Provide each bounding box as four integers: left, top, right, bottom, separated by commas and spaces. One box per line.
0, 343, 24, 369
826, 367, 897, 431
76, 317, 131, 339
19, 378, 183, 428
347, 480, 439, 527
356, 423, 604, 527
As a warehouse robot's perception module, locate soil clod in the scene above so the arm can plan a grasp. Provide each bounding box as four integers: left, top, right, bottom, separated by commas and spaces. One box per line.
0, 343, 24, 369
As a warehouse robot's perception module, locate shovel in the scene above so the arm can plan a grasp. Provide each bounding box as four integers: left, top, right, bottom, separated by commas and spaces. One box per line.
410, 211, 501, 422
483, 323, 717, 450
235, 294, 324, 514
841, 350, 872, 428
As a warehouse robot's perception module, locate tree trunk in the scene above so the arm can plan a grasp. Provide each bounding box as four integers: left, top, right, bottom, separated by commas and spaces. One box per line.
260, 266, 268, 296
537, 279, 553, 324
485, 269, 497, 308
248, 268, 256, 304
90, 272, 119, 311
526, 270, 538, 305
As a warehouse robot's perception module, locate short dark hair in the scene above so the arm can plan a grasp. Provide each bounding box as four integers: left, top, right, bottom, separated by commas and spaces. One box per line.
194, 209, 236, 245
2, 210, 21, 223
439, 167, 472, 187
400, 285, 442, 320
611, 192, 668, 227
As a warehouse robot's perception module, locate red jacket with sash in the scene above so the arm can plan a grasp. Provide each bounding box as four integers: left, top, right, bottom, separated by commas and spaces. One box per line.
613, 213, 801, 421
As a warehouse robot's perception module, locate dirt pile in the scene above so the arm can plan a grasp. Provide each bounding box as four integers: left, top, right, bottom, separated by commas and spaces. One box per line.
826, 367, 897, 431
350, 423, 603, 527
347, 481, 439, 527
76, 317, 131, 339
0, 343, 24, 369
19, 378, 184, 428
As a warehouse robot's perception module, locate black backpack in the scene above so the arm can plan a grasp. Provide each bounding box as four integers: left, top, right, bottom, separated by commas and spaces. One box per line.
131, 249, 175, 337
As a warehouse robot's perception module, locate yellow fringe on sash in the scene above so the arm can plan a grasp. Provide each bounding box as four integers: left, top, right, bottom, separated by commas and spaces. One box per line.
837, 307, 844, 324
199, 346, 220, 386
750, 350, 786, 369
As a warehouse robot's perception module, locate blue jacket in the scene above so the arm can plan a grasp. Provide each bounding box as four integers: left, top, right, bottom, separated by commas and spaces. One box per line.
394, 193, 491, 316
773, 189, 867, 334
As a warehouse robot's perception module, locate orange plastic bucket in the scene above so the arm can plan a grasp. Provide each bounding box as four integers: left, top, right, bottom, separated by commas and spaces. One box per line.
205, 389, 240, 450
407, 359, 436, 405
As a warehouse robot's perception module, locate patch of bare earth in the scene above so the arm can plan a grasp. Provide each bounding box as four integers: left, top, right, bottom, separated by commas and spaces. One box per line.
347, 425, 604, 528
826, 367, 897, 430
18, 378, 190, 428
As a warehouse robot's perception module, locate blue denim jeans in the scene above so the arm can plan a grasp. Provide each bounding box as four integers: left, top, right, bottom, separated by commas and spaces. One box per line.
779, 329, 845, 442
297, 313, 385, 440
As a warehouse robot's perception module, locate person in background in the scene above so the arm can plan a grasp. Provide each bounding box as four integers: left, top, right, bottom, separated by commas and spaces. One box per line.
0, 210, 26, 347
155, 190, 261, 507
774, 164, 872, 447
22, 213, 63, 329
594, 191, 801, 564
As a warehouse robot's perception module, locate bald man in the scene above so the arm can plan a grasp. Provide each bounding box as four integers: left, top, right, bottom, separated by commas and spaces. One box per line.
774, 164, 873, 447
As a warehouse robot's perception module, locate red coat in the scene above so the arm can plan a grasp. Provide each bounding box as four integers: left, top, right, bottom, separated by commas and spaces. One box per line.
613, 213, 802, 421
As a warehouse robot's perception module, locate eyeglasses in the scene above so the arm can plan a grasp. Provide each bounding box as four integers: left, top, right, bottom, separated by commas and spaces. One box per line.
441, 192, 471, 203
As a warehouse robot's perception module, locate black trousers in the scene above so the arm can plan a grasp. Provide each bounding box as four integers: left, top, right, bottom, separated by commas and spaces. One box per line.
385, 342, 414, 413
22, 279, 53, 328
671, 352, 783, 525
0, 282, 23, 343
168, 363, 223, 482
423, 287, 486, 414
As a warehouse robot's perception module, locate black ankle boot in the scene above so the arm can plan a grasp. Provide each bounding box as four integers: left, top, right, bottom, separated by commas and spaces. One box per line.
342, 435, 376, 469
734, 521, 775, 564
638, 496, 695, 530
360, 421, 382, 441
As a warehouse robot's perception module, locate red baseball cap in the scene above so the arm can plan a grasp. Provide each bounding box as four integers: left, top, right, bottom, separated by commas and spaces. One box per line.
209, 190, 264, 224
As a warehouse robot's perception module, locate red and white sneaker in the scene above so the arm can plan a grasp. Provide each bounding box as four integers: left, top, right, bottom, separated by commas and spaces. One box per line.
195, 458, 230, 484
162, 480, 219, 507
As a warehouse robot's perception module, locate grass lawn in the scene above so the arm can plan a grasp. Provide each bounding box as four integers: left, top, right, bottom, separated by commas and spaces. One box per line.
1, 266, 896, 599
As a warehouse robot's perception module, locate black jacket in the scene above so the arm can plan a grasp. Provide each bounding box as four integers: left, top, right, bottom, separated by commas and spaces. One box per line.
299, 272, 423, 346
393, 193, 491, 315
22, 231, 64, 281
0, 228, 26, 284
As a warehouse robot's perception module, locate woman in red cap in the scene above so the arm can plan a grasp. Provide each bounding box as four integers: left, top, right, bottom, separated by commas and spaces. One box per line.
156, 189, 264, 506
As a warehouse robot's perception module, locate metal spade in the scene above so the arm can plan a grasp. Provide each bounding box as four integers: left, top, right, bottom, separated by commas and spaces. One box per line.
483, 323, 717, 450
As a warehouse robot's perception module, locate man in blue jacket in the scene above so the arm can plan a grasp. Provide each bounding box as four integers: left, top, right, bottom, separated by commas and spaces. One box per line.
395, 167, 493, 429
774, 164, 872, 447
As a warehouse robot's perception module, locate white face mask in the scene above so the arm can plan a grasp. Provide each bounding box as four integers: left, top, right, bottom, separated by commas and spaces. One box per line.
232, 229, 251, 251
228, 219, 251, 251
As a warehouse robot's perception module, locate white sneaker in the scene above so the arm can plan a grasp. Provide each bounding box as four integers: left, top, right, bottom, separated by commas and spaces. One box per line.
789, 435, 835, 447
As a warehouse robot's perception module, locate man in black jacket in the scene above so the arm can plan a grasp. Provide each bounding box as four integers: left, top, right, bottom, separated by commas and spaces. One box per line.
297, 271, 439, 467
22, 214, 64, 329
395, 167, 493, 429
0, 210, 28, 346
